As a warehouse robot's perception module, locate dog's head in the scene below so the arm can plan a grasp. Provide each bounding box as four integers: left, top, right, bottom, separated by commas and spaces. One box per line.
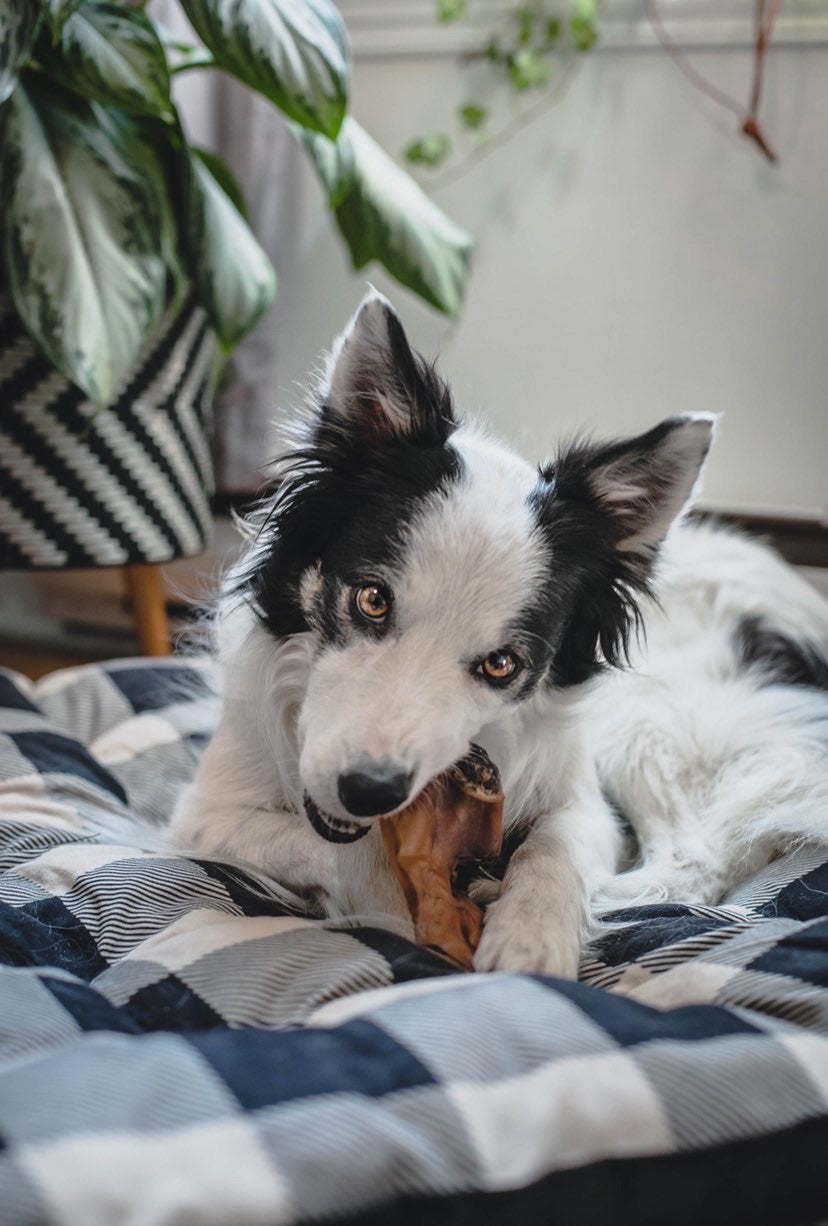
239, 293, 714, 838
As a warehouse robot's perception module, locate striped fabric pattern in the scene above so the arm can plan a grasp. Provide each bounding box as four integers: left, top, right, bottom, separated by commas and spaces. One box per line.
0, 297, 216, 569
0, 659, 826, 1226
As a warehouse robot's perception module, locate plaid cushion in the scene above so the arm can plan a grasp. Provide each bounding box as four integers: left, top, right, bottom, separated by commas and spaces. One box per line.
0, 659, 826, 1226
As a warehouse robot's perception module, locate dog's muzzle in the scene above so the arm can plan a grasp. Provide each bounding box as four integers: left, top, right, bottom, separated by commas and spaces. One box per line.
303, 794, 371, 843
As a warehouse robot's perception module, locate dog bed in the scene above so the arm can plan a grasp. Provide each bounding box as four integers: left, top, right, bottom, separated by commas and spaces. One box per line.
0, 658, 826, 1226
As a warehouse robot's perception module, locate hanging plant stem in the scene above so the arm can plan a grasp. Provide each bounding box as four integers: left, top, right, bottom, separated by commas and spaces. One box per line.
644, 0, 782, 163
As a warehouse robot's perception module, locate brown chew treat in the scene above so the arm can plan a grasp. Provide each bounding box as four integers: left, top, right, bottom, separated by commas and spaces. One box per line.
380, 744, 504, 970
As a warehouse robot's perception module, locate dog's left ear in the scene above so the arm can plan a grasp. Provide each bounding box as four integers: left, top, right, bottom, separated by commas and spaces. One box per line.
562, 414, 716, 552
543, 415, 716, 684
322, 291, 455, 446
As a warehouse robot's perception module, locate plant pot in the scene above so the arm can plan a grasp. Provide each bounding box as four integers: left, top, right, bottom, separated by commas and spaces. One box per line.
0, 294, 217, 570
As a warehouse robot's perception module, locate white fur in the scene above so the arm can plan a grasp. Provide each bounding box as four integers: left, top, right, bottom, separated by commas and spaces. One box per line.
169, 298, 828, 977
590, 522, 828, 912
297, 429, 551, 820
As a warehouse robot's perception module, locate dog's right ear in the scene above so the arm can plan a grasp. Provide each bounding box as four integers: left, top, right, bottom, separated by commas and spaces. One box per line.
321, 291, 456, 447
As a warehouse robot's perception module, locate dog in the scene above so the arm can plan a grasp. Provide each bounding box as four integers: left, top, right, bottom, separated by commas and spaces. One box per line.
170, 291, 828, 976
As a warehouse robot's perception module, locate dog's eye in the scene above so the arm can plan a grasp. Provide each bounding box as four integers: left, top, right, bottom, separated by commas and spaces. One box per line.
354, 583, 392, 623
477, 649, 520, 686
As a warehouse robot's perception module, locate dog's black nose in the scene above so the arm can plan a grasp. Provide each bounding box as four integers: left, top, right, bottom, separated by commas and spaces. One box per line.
337, 760, 413, 818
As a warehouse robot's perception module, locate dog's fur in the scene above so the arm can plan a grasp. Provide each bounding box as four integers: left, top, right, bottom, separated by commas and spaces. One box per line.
169, 292, 828, 976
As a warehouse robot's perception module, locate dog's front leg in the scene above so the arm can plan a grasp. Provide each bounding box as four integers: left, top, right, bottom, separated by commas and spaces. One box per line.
474, 795, 621, 977
323, 827, 414, 938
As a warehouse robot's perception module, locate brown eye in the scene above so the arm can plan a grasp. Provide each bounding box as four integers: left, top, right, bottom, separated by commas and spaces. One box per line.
355, 583, 391, 623
479, 649, 519, 685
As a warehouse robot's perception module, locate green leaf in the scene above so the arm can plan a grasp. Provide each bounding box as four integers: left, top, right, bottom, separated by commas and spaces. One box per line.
509, 48, 549, 90
181, 145, 276, 348
0, 75, 169, 407
514, 5, 536, 45
0, 1, 41, 105
573, 0, 598, 21
403, 133, 451, 168
178, 0, 349, 139
484, 37, 506, 64
544, 17, 562, 44
569, 14, 597, 51
299, 118, 473, 317
459, 103, 486, 131
436, 0, 466, 22
38, 0, 84, 37
40, 3, 172, 118
104, 108, 189, 310
570, 0, 598, 51
191, 146, 249, 219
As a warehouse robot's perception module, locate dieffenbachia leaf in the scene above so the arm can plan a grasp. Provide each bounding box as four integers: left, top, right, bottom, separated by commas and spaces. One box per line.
178, 0, 348, 139
105, 108, 190, 311
299, 118, 473, 317
37, 0, 84, 38
41, 3, 172, 118
0, 76, 168, 407
182, 146, 276, 348
0, 1, 41, 105
191, 146, 249, 218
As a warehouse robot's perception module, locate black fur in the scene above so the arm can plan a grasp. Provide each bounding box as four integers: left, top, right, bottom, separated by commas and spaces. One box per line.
524, 420, 708, 688
237, 315, 459, 640
735, 616, 828, 691
524, 459, 655, 689
525, 478, 651, 688
239, 302, 702, 692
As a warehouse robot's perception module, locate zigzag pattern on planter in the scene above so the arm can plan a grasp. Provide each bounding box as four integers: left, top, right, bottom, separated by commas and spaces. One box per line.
0, 296, 216, 570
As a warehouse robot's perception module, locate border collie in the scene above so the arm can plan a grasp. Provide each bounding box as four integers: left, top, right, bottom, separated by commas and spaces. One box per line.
170, 292, 828, 976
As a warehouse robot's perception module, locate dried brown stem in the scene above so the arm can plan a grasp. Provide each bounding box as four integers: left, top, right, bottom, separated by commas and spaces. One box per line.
741, 0, 783, 161
644, 0, 782, 163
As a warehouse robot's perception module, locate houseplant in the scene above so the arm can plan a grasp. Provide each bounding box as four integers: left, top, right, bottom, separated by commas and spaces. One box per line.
404, 0, 782, 177
0, 0, 473, 570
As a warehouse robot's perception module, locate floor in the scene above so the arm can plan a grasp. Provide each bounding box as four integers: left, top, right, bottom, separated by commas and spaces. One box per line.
0, 519, 241, 678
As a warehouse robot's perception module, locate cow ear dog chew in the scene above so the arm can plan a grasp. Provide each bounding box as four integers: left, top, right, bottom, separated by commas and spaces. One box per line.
380, 744, 504, 970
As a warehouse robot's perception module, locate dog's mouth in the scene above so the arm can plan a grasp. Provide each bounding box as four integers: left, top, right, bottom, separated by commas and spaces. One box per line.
303, 794, 371, 843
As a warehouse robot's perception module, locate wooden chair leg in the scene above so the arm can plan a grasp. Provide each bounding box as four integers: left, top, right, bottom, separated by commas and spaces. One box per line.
124, 564, 171, 657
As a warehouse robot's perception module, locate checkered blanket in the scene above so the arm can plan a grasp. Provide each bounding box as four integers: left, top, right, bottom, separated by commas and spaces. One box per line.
1, 659, 826, 1226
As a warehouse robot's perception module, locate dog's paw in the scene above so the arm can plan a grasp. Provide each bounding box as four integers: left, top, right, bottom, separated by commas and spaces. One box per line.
473, 895, 580, 978
467, 875, 503, 907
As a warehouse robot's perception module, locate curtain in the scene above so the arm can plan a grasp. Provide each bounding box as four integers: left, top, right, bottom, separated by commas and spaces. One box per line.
154, 1, 301, 494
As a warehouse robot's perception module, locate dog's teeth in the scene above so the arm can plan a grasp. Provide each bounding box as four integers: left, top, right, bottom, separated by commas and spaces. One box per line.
303, 793, 370, 843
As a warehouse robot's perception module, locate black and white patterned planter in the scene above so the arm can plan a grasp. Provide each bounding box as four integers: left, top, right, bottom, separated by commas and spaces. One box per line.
0, 294, 216, 569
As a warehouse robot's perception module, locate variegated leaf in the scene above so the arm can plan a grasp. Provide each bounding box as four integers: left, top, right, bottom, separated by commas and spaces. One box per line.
192, 146, 248, 217
43, 3, 172, 118
38, 0, 84, 37
184, 147, 276, 348
0, 0, 41, 105
299, 119, 473, 317
0, 77, 168, 407
178, 0, 348, 139
106, 108, 190, 310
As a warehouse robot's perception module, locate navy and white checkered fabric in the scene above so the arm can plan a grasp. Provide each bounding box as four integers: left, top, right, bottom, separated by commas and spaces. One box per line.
1, 660, 826, 1226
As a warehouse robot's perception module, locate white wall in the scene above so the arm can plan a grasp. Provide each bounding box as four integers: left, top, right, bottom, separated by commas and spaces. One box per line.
267, 9, 828, 520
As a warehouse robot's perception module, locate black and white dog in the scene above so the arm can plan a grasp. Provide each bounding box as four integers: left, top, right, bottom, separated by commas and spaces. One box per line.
170, 292, 828, 976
